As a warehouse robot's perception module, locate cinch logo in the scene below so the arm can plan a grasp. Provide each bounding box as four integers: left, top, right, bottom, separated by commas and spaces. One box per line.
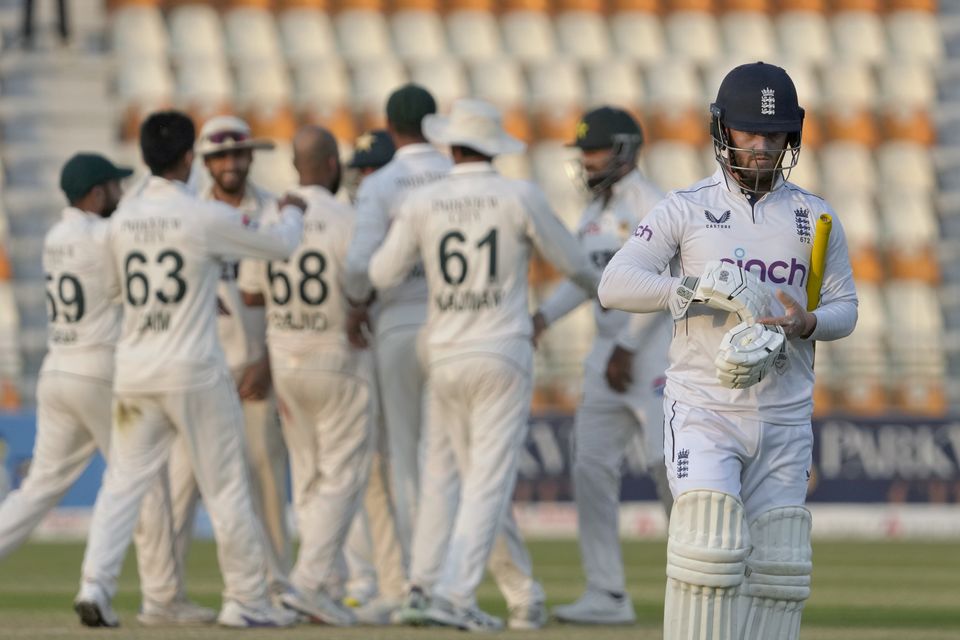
721, 249, 807, 287
634, 224, 653, 241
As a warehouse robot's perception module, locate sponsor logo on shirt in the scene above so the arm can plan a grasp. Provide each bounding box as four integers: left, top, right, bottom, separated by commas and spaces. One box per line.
704, 209, 732, 229
633, 224, 653, 241
722, 248, 808, 286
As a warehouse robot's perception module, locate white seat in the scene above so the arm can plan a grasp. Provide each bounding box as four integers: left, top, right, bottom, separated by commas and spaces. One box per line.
877, 142, 936, 193
175, 59, 234, 110
821, 60, 876, 117
392, 9, 447, 62
117, 57, 173, 109
410, 58, 469, 111
887, 9, 944, 64
884, 281, 945, 375
825, 190, 878, 254
293, 59, 352, 111
610, 10, 666, 66
168, 4, 225, 63
235, 60, 292, 110
831, 9, 887, 64
351, 58, 409, 115
643, 142, 704, 192
880, 188, 937, 251
819, 142, 875, 195
278, 8, 338, 63
469, 57, 528, 108
446, 10, 502, 62
110, 5, 167, 59
879, 61, 936, 112
529, 57, 584, 115
786, 147, 819, 194
336, 10, 393, 61
775, 10, 831, 67
664, 10, 721, 66
224, 7, 284, 65
720, 11, 776, 60
555, 10, 611, 62
831, 281, 886, 370
585, 59, 643, 111
501, 10, 557, 63
645, 57, 701, 113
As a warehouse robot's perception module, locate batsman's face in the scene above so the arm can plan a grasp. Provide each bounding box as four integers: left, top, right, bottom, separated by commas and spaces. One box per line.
727, 128, 788, 191
205, 149, 253, 195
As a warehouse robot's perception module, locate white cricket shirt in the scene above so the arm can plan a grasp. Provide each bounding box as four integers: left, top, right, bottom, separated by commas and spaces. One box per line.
109, 177, 302, 393
343, 143, 452, 336
239, 185, 362, 375
598, 167, 858, 424
40, 207, 121, 382
369, 161, 597, 369
538, 169, 671, 373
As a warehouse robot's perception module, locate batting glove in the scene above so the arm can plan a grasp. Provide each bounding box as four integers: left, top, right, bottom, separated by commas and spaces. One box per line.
714, 322, 786, 389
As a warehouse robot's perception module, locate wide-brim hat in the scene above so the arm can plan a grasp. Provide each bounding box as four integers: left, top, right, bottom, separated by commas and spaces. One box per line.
196, 115, 276, 157
423, 99, 525, 157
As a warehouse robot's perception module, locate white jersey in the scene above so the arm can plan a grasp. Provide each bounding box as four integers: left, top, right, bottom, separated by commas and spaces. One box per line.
40, 207, 121, 382
239, 185, 359, 374
344, 143, 452, 335
599, 167, 858, 424
200, 182, 275, 374
109, 176, 302, 394
369, 161, 597, 369
538, 170, 670, 373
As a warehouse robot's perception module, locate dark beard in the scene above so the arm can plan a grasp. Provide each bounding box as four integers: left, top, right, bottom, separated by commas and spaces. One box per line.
328, 165, 342, 195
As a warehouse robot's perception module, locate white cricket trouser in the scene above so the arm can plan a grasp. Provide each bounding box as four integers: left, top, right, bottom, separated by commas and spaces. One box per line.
80, 373, 268, 605
373, 325, 425, 558
427, 352, 544, 609
572, 344, 670, 595
662, 398, 813, 518
139, 385, 291, 598
343, 415, 406, 601
273, 366, 373, 593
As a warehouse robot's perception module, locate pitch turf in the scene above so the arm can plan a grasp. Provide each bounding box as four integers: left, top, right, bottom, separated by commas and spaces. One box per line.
1, 539, 958, 639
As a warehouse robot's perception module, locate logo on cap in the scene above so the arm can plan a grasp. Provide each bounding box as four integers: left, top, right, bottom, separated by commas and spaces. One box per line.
576, 121, 589, 139
355, 132, 374, 151
761, 87, 776, 116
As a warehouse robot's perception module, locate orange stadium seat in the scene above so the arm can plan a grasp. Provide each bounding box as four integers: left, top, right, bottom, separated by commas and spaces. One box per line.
775, 0, 831, 66
609, 0, 666, 67
664, 0, 722, 67
118, 57, 175, 140
469, 58, 533, 143
882, 190, 941, 284
0, 379, 20, 412
501, 0, 558, 64
821, 60, 879, 147
292, 58, 357, 142
391, 0, 448, 63
529, 58, 585, 141
826, 192, 883, 283
645, 58, 708, 147
0, 247, 11, 281
879, 61, 937, 146
446, 0, 503, 62
350, 57, 408, 131
175, 59, 236, 125
555, 0, 613, 63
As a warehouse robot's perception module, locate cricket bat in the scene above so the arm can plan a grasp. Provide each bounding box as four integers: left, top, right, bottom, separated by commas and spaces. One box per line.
806, 213, 832, 312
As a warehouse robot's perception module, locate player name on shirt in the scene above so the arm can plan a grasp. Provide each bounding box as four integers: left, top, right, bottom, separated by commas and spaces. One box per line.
118, 217, 182, 243
435, 288, 503, 312
267, 309, 329, 332
395, 171, 448, 190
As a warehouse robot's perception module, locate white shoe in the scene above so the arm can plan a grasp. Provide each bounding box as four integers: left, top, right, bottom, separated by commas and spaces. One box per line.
508, 601, 547, 630
217, 600, 299, 628
280, 586, 355, 626
425, 596, 504, 632
137, 598, 217, 626
552, 589, 636, 625
74, 582, 119, 628
353, 597, 403, 625
397, 587, 431, 626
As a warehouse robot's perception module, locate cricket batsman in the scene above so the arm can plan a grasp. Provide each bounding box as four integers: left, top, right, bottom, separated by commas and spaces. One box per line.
598, 62, 858, 640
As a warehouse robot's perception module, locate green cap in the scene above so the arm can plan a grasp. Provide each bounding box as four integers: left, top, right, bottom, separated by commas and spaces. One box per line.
386, 84, 436, 134
60, 153, 134, 203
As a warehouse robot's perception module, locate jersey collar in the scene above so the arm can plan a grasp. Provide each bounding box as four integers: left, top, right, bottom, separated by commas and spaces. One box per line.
62, 206, 102, 222
394, 143, 438, 158
449, 161, 495, 175
713, 165, 786, 204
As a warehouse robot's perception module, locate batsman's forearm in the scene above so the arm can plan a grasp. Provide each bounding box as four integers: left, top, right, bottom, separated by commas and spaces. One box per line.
598, 262, 674, 313
807, 299, 858, 341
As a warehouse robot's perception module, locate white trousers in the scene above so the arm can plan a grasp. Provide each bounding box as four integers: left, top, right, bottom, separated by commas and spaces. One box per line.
572, 343, 671, 595
662, 398, 813, 518
80, 374, 268, 605
273, 366, 373, 593
0, 373, 179, 605
373, 326, 425, 557
424, 352, 545, 610
138, 379, 292, 597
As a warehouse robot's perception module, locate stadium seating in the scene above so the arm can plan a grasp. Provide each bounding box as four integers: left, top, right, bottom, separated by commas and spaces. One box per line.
0, 0, 949, 417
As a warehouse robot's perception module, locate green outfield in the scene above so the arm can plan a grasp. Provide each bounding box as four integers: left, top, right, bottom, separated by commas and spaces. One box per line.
1, 539, 958, 639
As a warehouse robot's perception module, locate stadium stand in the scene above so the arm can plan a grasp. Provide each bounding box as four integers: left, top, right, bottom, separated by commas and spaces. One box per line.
0, 0, 953, 417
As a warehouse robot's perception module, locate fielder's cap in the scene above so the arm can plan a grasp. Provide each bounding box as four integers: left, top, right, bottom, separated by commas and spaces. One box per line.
571, 106, 643, 151
196, 115, 276, 157
348, 129, 396, 169
386, 84, 437, 131
712, 61, 804, 133
423, 98, 525, 157
60, 153, 134, 202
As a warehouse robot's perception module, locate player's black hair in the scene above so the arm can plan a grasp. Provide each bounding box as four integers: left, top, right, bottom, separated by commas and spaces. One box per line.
140, 111, 196, 176
451, 145, 492, 162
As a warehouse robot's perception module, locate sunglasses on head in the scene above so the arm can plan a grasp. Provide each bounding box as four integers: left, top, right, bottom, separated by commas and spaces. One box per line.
206, 130, 250, 144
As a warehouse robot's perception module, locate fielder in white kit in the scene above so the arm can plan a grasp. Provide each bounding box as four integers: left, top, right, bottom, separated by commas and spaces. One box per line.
532, 107, 673, 625
370, 98, 597, 631
239, 126, 371, 627
598, 63, 858, 640
73, 111, 305, 629
0, 153, 211, 626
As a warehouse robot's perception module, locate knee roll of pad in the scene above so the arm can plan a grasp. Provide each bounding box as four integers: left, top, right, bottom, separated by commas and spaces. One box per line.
742, 506, 812, 602
666, 490, 750, 588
